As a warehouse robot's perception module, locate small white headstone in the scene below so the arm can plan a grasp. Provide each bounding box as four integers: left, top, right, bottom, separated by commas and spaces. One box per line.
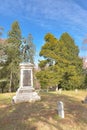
58, 101, 64, 118
75, 89, 78, 93
58, 88, 62, 94
56, 87, 58, 91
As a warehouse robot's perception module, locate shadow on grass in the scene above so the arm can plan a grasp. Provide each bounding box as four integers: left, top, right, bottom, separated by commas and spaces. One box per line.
0, 92, 87, 130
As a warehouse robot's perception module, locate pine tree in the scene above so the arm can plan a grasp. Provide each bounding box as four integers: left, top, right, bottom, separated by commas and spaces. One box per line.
36, 33, 84, 90
59, 33, 83, 89
5, 21, 22, 92
36, 33, 63, 89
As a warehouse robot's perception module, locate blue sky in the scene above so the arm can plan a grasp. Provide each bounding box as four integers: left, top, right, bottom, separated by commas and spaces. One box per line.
0, 0, 87, 62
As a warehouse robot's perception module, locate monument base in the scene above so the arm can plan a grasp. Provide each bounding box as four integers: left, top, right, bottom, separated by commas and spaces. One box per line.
13, 87, 41, 103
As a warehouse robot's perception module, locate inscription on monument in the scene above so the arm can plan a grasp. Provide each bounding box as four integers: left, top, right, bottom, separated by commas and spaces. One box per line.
23, 70, 31, 86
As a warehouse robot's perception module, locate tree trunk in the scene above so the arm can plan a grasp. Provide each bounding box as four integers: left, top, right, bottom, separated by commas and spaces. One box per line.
9, 71, 12, 92
1, 87, 4, 93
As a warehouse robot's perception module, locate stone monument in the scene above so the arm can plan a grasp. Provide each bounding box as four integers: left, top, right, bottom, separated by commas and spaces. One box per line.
12, 36, 41, 103
13, 63, 40, 103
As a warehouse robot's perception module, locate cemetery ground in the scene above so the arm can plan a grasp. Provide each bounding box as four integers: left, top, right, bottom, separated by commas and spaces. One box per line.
0, 91, 87, 130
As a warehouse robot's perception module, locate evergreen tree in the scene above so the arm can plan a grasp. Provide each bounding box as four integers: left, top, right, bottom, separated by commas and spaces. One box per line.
59, 33, 83, 89
5, 21, 22, 92
0, 27, 7, 93
36, 33, 83, 90
36, 33, 63, 89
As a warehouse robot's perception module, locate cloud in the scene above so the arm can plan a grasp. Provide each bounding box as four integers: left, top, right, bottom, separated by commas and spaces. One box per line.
1, 0, 87, 35
1, 0, 87, 57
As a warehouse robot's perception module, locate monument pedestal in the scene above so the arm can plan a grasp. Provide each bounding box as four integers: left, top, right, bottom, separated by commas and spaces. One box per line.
13, 63, 41, 103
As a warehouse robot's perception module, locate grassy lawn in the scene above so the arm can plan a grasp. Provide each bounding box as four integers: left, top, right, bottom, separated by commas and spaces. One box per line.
0, 90, 87, 130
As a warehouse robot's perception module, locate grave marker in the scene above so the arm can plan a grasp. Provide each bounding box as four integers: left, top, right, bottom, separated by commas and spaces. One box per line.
58, 101, 64, 118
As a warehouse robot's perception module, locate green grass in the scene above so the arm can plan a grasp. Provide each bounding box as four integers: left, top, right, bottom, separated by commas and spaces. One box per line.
0, 90, 87, 130
0, 93, 15, 106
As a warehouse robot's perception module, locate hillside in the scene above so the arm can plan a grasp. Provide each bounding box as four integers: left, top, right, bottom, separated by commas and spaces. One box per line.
0, 91, 87, 130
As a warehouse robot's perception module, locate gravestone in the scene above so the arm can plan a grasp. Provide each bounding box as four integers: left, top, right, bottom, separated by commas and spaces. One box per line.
58, 88, 62, 94
75, 89, 78, 93
12, 63, 41, 103
58, 101, 64, 118
82, 96, 87, 104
